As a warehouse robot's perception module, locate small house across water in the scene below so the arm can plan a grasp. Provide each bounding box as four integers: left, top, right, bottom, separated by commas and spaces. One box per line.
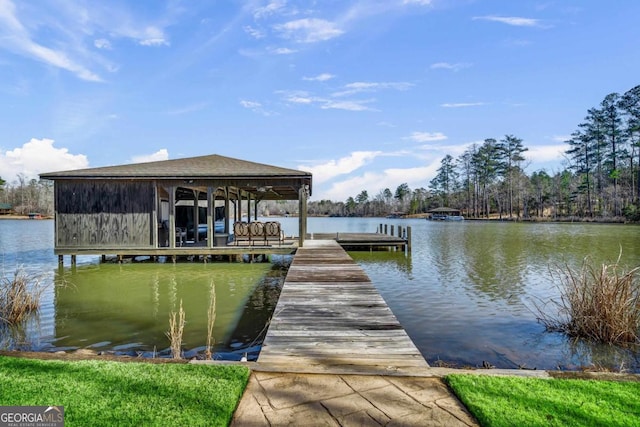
40, 154, 312, 264
427, 207, 464, 221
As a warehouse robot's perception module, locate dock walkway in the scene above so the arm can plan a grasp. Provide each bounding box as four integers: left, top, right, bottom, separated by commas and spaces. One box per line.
257, 239, 429, 375
229, 240, 481, 426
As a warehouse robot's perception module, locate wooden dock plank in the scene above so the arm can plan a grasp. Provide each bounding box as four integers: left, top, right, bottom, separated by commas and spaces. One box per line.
258, 240, 429, 373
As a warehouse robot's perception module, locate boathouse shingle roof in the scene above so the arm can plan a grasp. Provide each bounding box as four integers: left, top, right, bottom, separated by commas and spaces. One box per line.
40, 154, 312, 199
40, 154, 310, 180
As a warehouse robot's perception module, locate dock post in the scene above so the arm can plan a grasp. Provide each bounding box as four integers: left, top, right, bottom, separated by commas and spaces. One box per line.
384, 224, 388, 235
58, 255, 64, 266
71, 255, 76, 266
390, 225, 394, 237
407, 226, 412, 253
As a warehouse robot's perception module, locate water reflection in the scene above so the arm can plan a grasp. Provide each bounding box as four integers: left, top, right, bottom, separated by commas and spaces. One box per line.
342, 219, 640, 371
225, 256, 291, 360
49, 261, 285, 358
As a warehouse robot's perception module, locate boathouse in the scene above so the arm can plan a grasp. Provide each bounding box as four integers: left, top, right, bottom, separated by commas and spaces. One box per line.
40, 154, 312, 262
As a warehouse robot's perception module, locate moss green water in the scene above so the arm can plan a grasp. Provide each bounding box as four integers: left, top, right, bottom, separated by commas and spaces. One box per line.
51, 262, 274, 357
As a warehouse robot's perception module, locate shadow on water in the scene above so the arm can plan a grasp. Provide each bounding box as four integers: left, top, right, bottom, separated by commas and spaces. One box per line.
222, 255, 291, 361
17, 258, 289, 360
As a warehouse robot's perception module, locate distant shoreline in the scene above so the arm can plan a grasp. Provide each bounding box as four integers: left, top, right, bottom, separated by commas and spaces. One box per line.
0, 215, 53, 220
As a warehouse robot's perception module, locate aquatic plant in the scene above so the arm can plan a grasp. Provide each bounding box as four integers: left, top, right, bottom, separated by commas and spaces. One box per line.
0, 268, 43, 325
535, 255, 640, 345
205, 282, 217, 360
166, 300, 186, 359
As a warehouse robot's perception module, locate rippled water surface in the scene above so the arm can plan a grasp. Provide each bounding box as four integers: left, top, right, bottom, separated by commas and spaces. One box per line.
280, 217, 640, 371
2, 218, 640, 370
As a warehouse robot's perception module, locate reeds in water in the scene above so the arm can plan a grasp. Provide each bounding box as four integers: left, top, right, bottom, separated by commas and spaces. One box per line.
204, 283, 217, 360
535, 255, 640, 345
166, 300, 186, 359
0, 269, 43, 325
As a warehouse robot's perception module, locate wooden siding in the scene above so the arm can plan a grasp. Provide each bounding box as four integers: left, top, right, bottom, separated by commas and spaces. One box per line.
55, 180, 154, 248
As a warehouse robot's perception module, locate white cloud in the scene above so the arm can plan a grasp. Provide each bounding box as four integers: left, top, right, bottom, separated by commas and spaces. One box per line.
268, 46, 297, 54
300, 151, 383, 184
253, 0, 287, 19
137, 26, 169, 46
0, 0, 174, 82
274, 18, 344, 43
473, 16, 542, 27
313, 164, 438, 202
430, 62, 472, 72
279, 90, 317, 105
240, 100, 262, 109
0, 0, 102, 82
130, 149, 169, 164
552, 135, 571, 143
332, 81, 413, 97
239, 99, 275, 116
441, 102, 486, 108
303, 73, 335, 82
1, 138, 88, 180
406, 132, 447, 143
526, 144, 566, 163
244, 25, 266, 39
279, 80, 411, 112
286, 95, 314, 104
94, 38, 112, 50
321, 99, 378, 112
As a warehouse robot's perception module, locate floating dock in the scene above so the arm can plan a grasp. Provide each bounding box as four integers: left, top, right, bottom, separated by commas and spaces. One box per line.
258, 239, 428, 375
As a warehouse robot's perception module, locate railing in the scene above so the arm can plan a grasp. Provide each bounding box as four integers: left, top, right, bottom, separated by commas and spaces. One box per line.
378, 223, 412, 253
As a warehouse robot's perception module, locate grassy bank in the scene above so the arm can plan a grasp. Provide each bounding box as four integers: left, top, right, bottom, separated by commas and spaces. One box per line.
0, 356, 249, 426
446, 374, 640, 426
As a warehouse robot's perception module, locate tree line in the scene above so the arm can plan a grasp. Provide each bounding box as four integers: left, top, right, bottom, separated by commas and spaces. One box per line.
308, 84, 640, 221
1, 85, 638, 221
0, 174, 53, 216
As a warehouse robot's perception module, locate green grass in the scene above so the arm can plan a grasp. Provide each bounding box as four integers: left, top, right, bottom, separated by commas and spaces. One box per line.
0, 356, 249, 427
446, 374, 640, 427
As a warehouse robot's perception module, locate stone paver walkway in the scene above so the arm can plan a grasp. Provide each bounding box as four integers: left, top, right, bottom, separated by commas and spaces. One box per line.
230, 371, 478, 426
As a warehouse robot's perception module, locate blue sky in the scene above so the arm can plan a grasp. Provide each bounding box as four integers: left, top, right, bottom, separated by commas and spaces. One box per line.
0, 0, 638, 201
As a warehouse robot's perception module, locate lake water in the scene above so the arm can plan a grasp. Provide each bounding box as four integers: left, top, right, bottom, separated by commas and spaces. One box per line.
1, 218, 639, 371
0, 219, 287, 360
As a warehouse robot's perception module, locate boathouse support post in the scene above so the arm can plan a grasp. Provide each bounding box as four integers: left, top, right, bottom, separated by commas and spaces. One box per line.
224, 187, 230, 233
407, 226, 412, 253
207, 187, 214, 248
299, 185, 308, 247
152, 182, 159, 248
237, 192, 243, 223
169, 186, 176, 248
252, 196, 258, 221
193, 189, 200, 243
